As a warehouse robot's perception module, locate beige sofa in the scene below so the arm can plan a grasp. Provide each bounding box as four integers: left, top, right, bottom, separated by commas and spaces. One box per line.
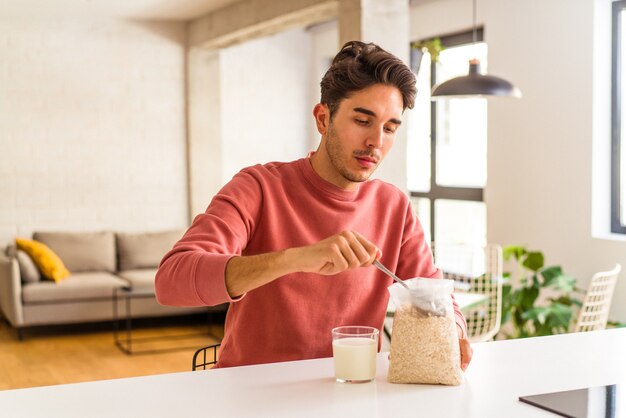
0, 230, 213, 339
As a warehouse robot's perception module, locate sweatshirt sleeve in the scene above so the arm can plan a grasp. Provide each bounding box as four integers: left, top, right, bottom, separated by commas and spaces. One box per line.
155, 170, 261, 307
395, 201, 468, 339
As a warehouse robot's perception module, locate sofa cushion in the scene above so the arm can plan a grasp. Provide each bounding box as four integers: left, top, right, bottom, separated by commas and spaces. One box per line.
116, 269, 158, 293
22, 272, 128, 303
16, 250, 42, 283
34, 231, 116, 273
116, 230, 183, 271
16, 237, 70, 283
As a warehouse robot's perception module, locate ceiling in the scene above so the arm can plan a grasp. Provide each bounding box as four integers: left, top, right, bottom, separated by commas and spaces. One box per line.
0, 0, 243, 20
0, 0, 445, 21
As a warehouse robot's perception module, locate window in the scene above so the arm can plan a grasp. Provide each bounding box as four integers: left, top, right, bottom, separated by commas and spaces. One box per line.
612, 1, 626, 233
407, 30, 487, 246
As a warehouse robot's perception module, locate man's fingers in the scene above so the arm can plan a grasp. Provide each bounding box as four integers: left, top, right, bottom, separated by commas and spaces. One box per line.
337, 231, 372, 267
311, 230, 380, 275
351, 231, 380, 265
337, 236, 362, 268
459, 338, 473, 371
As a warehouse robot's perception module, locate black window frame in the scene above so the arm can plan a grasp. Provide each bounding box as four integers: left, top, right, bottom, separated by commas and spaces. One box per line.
612, 1, 626, 234
409, 28, 485, 241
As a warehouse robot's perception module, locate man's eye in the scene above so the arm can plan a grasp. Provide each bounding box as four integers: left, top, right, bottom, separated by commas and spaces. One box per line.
355, 119, 368, 125
384, 127, 396, 134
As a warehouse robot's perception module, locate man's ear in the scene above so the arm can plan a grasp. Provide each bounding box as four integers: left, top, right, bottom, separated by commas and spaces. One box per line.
313, 103, 330, 135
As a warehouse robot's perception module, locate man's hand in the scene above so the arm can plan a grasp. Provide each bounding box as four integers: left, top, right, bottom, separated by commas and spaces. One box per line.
457, 325, 473, 371
291, 230, 381, 275
225, 230, 380, 297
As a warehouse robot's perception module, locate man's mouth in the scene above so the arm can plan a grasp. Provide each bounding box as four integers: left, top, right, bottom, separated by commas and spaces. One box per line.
355, 156, 378, 168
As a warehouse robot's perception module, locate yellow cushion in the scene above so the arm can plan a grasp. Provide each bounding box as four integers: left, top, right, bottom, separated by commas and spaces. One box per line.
15, 238, 70, 283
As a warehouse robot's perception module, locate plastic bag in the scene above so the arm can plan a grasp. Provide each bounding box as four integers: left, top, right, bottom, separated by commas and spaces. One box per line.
387, 277, 463, 385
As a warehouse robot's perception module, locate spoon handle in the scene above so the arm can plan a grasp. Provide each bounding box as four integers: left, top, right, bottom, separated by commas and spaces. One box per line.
373, 260, 409, 289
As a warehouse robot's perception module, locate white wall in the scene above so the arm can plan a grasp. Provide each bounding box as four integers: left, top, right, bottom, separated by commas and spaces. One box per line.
0, 17, 189, 244
217, 27, 312, 184
410, 0, 626, 322
308, 20, 339, 150
187, 46, 223, 218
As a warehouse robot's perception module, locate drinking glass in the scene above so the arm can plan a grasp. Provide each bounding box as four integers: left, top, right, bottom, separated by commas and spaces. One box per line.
331, 326, 379, 383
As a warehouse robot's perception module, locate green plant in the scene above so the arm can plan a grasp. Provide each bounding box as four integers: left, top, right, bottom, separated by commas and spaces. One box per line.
499, 245, 583, 339
411, 38, 444, 63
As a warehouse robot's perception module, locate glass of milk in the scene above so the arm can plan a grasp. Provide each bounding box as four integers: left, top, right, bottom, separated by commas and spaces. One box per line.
331, 326, 379, 383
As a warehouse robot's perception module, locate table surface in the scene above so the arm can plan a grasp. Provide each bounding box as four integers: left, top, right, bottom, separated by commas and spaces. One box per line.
1, 328, 624, 418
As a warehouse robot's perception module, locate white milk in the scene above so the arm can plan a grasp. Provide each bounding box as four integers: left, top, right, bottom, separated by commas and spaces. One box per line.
332, 337, 377, 382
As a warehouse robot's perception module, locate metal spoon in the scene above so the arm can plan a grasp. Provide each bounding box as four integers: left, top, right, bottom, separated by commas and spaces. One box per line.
374, 260, 447, 316
373, 260, 409, 289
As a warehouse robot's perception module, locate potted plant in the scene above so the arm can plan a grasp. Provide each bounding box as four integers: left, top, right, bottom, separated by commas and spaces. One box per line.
411, 38, 443, 74
498, 245, 583, 339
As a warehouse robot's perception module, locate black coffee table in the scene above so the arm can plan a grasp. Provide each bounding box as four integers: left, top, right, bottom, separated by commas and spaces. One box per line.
112, 287, 219, 355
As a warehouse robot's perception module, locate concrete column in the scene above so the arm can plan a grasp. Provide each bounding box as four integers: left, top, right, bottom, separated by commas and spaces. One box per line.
187, 47, 223, 220
338, 0, 411, 192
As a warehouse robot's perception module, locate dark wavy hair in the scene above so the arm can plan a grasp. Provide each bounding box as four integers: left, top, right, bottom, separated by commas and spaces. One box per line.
320, 41, 416, 119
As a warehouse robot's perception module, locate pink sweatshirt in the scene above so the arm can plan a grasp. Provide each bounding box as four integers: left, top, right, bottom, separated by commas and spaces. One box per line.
155, 156, 467, 368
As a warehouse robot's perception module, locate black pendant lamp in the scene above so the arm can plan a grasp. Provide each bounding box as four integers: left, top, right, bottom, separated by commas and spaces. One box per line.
431, 0, 521, 99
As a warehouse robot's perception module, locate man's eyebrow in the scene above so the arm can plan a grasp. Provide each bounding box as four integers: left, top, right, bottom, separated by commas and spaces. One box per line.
353, 107, 402, 125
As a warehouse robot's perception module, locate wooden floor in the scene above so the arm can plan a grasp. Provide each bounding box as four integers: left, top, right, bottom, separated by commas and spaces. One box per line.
0, 314, 224, 391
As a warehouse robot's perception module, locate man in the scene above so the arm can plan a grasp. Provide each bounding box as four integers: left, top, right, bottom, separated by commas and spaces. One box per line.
155, 41, 473, 370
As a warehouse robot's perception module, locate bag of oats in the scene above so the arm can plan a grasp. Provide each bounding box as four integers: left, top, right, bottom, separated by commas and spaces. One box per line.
387, 278, 463, 385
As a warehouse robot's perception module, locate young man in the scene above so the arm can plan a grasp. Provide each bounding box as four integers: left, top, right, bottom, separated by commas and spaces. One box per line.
155, 41, 472, 370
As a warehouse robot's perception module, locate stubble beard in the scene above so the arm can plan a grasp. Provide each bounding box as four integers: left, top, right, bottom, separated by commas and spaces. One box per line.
325, 123, 377, 184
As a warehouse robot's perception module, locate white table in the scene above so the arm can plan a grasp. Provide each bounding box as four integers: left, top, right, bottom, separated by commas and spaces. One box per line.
1, 328, 625, 417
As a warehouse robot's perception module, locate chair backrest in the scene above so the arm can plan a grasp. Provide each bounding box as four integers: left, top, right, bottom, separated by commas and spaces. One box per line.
574, 264, 621, 333
192, 343, 220, 371
431, 243, 503, 343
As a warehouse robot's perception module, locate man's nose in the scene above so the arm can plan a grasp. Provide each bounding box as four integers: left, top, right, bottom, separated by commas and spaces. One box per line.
366, 127, 384, 148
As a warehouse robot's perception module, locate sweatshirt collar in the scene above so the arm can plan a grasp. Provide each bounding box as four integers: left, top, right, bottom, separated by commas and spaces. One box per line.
299, 153, 360, 202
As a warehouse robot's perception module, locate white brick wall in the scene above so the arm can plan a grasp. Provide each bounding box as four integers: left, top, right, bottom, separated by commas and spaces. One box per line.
0, 17, 189, 245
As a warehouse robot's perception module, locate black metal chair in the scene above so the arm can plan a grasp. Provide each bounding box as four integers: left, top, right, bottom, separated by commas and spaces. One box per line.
192, 343, 220, 371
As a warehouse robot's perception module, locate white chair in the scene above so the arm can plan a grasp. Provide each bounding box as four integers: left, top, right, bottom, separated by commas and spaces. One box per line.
574, 264, 621, 333
432, 243, 503, 343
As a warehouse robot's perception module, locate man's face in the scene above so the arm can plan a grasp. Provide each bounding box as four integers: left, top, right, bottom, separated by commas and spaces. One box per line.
313, 84, 404, 190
